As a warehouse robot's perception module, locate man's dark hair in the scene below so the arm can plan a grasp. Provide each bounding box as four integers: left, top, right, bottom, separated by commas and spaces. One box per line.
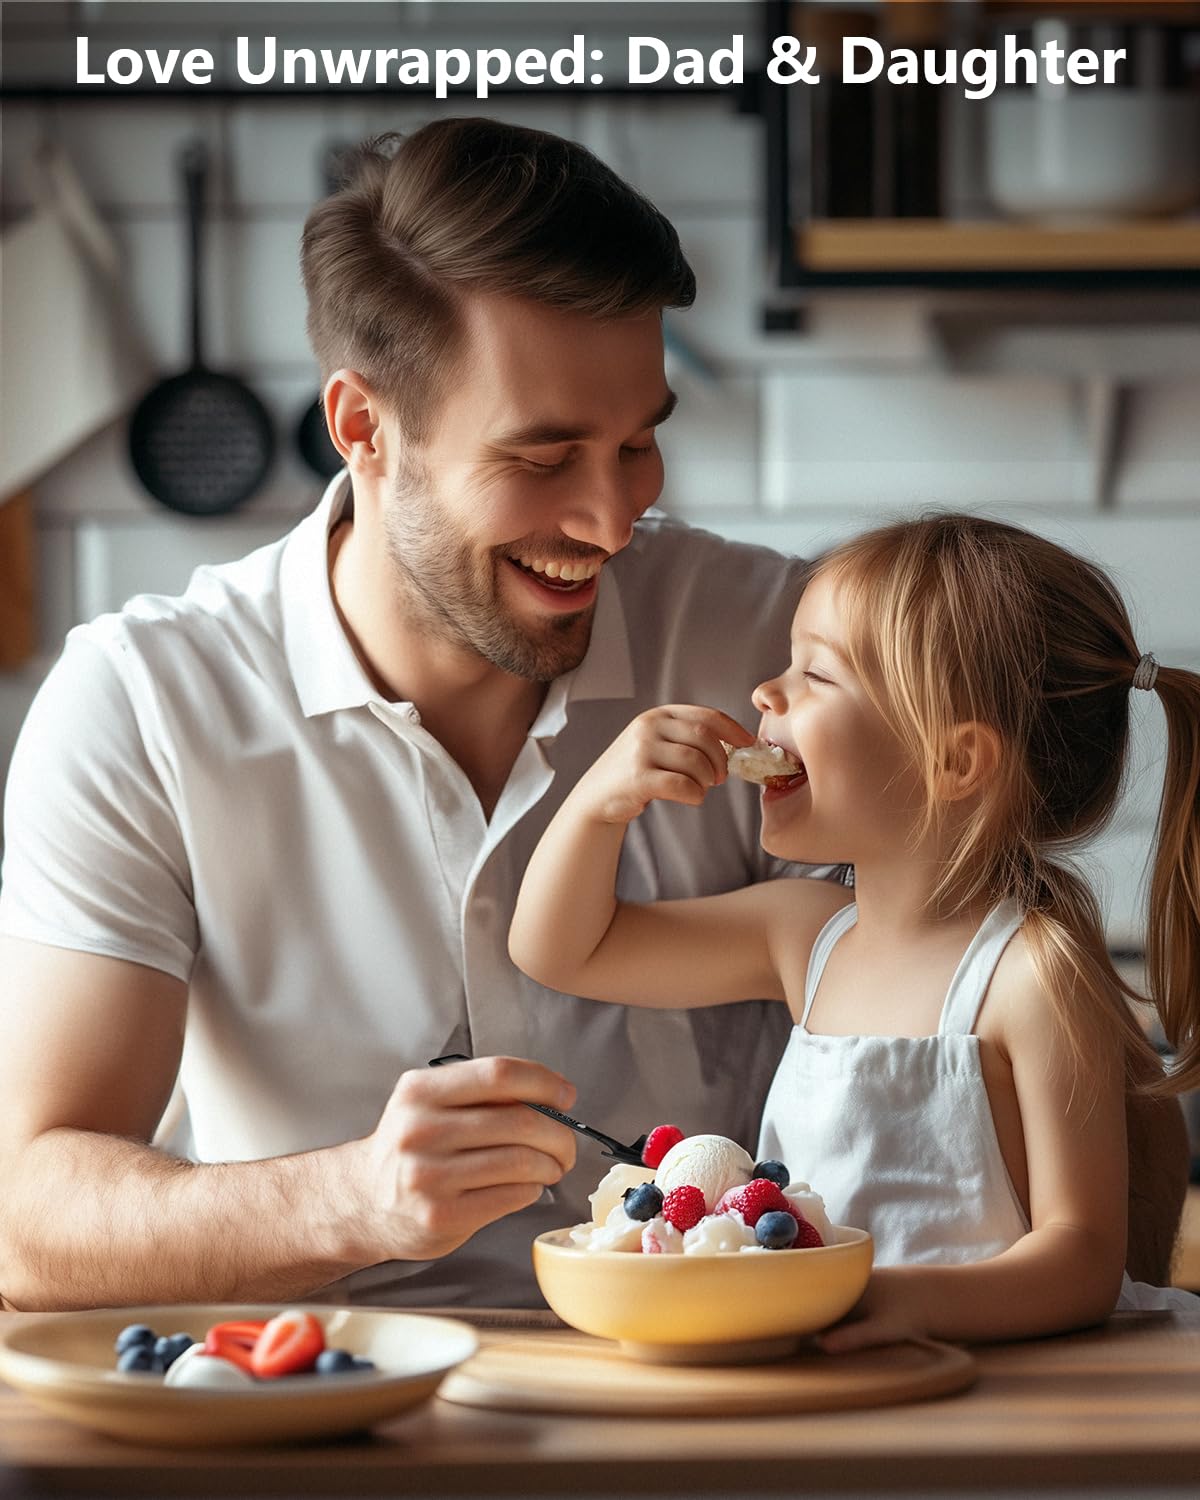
301, 117, 696, 440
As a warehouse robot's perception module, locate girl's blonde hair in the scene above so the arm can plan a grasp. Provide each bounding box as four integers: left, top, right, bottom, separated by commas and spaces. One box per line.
818, 513, 1200, 1097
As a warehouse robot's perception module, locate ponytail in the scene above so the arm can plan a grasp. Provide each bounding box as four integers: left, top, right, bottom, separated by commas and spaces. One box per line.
1018, 855, 1156, 1104
1145, 665, 1200, 1094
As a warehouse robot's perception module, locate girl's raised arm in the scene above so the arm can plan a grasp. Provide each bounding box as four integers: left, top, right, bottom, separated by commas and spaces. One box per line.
509, 705, 844, 1010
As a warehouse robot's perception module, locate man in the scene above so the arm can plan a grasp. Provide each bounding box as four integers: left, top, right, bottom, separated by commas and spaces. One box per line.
0, 118, 826, 1311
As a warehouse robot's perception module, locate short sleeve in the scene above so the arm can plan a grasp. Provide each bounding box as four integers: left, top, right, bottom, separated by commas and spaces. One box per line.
0, 630, 197, 981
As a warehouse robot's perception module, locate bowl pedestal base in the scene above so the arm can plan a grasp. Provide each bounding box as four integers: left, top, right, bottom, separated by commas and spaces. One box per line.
619, 1334, 802, 1366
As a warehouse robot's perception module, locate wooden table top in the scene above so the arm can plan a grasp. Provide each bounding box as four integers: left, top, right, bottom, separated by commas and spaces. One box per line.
2, 1308, 1199, 1497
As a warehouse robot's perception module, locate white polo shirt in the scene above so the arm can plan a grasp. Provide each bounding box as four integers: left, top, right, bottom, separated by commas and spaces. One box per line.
0, 476, 838, 1306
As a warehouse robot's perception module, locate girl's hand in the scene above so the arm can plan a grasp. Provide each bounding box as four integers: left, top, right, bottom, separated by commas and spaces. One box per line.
571, 706, 755, 826
816, 1268, 932, 1354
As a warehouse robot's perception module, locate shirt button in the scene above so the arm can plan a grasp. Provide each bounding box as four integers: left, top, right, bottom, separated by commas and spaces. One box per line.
407, 707, 421, 725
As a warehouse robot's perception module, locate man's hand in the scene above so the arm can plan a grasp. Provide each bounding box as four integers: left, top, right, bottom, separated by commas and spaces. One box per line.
350, 1055, 579, 1263
569, 705, 755, 827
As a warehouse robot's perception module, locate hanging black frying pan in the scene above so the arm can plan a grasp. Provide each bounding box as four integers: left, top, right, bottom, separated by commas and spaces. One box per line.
129, 140, 274, 515
296, 142, 353, 481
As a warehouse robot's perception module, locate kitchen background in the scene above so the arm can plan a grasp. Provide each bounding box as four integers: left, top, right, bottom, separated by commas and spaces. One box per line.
1, 2, 1199, 1205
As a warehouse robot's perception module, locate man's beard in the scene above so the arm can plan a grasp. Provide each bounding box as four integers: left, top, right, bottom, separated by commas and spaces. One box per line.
382, 465, 597, 683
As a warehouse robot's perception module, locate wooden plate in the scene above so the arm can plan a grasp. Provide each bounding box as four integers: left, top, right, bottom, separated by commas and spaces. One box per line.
438, 1327, 976, 1416
0, 1304, 477, 1446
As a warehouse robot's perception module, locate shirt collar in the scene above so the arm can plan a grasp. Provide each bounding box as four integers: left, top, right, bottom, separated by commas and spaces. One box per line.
280, 473, 634, 724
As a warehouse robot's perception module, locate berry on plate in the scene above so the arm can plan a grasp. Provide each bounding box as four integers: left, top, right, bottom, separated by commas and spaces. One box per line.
114, 1323, 156, 1356
203, 1319, 267, 1375
153, 1332, 195, 1372
250, 1310, 325, 1379
116, 1344, 157, 1374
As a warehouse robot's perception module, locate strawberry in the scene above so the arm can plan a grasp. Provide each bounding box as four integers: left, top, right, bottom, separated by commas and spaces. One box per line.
790, 1213, 825, 1249
661, 1184, 706, 1233
723, 1178, 789, 1227
250, 1311, 325, 1379
641, 1124, 684, 1169
713, 1187, 741, 1216
203, 1319, 267, 1375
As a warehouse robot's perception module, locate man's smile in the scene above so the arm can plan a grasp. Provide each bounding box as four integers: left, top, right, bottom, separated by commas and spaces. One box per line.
505, 556, 602, 610
512, 554, 603, 586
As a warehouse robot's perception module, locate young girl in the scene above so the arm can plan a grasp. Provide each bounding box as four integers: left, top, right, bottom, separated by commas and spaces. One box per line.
509, 512, 1200, 1348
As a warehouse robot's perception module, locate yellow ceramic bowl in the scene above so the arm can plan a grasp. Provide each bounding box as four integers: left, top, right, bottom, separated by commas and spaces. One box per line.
0, 1303, 477, 1446
533, 1226, 873, 1364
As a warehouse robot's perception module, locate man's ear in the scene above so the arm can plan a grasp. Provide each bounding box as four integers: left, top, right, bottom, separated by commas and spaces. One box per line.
936, 721, 1001, 803
324, 370, 388, 477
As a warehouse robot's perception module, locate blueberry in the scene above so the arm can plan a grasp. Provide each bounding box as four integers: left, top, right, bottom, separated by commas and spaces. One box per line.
114, 1323, 156, 1356
752, 1160, 790, 1189
756, 1211, 799, 1250
315, 1349, 357, 1375
153, 1332, 195, 1372
117, 1344, 157, 1373
622, 1182, 664, 1222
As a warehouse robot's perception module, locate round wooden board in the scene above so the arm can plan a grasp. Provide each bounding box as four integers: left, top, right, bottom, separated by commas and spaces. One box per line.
437, 1328, 976, 1416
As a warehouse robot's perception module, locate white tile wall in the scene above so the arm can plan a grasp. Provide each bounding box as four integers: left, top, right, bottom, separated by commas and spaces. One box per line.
74, 517, 295, 622
51, 102, 225, 211
761, 371, 1094, 511
2, 87, 1199, 954
657, 372, 759, 512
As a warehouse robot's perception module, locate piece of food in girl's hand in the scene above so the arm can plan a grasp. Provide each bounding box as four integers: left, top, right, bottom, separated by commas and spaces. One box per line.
721, 739, 804, 788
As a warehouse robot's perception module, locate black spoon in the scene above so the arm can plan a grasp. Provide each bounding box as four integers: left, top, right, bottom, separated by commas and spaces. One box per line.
428, 1054, 648, 1166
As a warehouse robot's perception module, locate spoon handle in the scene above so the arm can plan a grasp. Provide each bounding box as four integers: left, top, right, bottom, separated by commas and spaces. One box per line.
427, 1054, 645, 1165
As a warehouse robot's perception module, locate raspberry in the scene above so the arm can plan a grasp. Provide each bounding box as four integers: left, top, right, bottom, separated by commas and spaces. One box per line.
724, 1178, 789, 1227
661, 1184, 706, 1232
641, 1124, 685, 1169
712, 1187, 741, 1216
790, 1213, 825, 1249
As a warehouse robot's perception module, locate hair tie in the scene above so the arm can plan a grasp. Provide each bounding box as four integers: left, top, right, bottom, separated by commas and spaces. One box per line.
1132, 653, 1159, 692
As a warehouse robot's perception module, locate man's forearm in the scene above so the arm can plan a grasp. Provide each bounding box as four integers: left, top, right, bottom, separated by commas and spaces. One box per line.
0, 1127, 375, 1311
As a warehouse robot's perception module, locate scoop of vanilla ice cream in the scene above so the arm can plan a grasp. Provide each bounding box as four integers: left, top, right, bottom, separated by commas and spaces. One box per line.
784, 1181, 834, 1244
588, 1162, 655, 1225
654, 1133, 754, 1212
682, 1211, 759, 1256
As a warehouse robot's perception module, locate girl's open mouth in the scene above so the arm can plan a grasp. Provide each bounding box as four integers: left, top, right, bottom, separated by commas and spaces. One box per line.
763, 767, 807, 800
762, 741, 808, 799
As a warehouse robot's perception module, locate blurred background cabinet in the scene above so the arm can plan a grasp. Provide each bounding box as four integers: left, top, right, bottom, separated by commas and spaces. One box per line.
766, 0, 1200, 288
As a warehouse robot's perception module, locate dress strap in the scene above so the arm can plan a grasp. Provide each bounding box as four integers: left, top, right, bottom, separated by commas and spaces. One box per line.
800, 903, 858, 1029
937, 899, 1025, 1037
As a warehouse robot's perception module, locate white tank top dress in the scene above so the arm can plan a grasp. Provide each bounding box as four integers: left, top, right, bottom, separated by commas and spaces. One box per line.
757, 900, 1199, 1314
